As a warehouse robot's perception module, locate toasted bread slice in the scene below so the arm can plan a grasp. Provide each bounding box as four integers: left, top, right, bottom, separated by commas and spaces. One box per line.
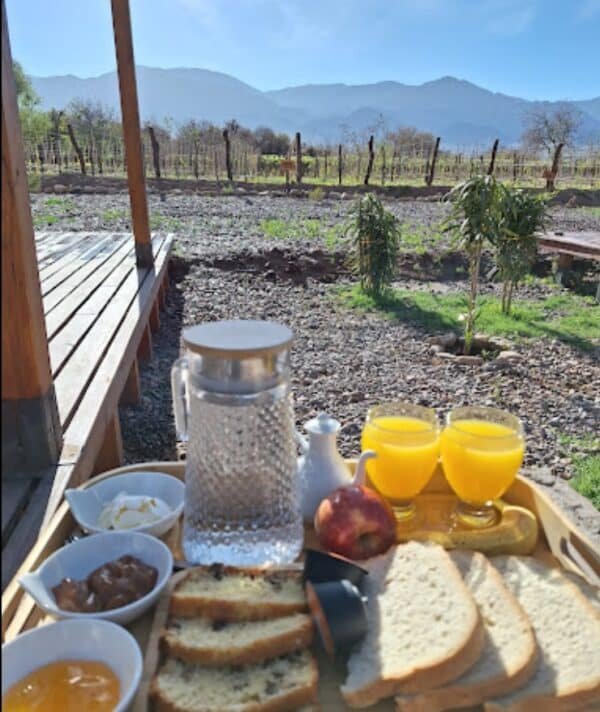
485, 555, 600, 711
161, 613, 313, 666
150, 649, 318, 712
395, 551, 538, 712
341, 542, 485, 708
170, 564, 306, 620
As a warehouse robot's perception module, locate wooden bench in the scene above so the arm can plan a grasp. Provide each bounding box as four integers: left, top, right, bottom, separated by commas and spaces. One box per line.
537, 231, 600, 300
1, 231, 174, 591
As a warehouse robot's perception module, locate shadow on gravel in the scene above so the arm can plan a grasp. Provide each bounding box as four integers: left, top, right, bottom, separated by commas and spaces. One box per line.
119, 255, 190, 463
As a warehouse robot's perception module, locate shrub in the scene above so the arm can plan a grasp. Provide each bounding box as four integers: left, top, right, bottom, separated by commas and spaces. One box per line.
346, 193, 401, 297
444, 175, 503, 354
308, 186, 324, 201
496, 188, 548, 314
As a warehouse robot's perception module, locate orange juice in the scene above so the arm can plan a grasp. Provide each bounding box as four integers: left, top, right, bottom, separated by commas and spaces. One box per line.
361, 416, 439, 501
440, 419, 524, 503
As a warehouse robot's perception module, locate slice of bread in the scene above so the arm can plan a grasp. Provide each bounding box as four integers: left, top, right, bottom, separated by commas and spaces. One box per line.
161, 613, 314, 666
563, 571, 600, 614
341, 542, 485, 708
170, 564, 307, 620
150, 649, 318, 712
395, 551, 538, 712
485, 555, 600, 712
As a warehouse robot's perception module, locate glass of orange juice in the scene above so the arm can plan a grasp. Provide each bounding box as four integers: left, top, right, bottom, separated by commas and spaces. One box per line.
440, 406, 525, 528
361, 402, 440, 521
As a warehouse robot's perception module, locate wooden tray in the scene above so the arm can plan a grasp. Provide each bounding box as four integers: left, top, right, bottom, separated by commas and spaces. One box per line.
3, 460, 600, 711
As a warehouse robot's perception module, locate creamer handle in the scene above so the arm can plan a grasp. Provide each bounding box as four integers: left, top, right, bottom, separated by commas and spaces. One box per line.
352, 450, 377, 486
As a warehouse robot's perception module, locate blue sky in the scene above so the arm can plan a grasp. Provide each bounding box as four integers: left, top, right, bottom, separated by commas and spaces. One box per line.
6, 0, 600, 100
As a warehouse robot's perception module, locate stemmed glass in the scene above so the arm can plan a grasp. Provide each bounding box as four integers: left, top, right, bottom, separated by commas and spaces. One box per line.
361, 402, 440, 522
440, 406, 525, 528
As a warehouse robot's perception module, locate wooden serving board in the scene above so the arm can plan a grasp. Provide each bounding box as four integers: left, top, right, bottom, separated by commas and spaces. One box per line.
2, 461, 600, 712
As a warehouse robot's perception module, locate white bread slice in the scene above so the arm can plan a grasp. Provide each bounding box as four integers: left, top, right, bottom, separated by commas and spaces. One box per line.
341, 542, 485, 708
161, 612, 313, 665
563, 571, 600, 614
486, 555, 600, 712
170, 565, 306, 620
395, 551, 538, 712
150, 649, 318, 712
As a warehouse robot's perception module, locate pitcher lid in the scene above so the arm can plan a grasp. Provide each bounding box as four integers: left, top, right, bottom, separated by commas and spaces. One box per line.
183, 320, 293, 358
305, 412, 341, 435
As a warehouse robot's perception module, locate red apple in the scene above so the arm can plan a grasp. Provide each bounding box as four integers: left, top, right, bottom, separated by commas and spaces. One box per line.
314, 485, 397, 561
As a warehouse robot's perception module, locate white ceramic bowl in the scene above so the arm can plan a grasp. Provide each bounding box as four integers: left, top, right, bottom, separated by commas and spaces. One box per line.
65, 471, 184, 537
2, 619, 142, 712
19, 531, 173, 625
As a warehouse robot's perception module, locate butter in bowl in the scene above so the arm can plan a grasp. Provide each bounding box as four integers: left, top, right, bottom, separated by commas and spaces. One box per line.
65, 470, 184, 538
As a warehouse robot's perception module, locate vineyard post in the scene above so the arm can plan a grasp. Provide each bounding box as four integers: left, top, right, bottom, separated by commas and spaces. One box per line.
147, 125, 161, 179
295, 132, 302, 183
223, 128, 233, 182
67, 122, 86, 174
487, 138, 499, 175
324, 149, 328, 179
380, 144, 386, 185
37, 142, 45, 175
546, 142, 564, 190
425, 136, 440, 186
338, 144, 343, 185
364, 134, 375, 186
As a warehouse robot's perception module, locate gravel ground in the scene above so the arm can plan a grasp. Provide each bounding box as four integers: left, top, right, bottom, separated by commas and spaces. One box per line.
32, 193, 600, 545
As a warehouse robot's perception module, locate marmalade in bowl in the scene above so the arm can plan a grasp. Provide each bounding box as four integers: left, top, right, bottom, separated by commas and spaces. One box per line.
3, 659, 120, 711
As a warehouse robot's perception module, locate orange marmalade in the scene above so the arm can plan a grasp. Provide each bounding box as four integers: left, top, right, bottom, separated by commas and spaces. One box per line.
3, 660, 120, 711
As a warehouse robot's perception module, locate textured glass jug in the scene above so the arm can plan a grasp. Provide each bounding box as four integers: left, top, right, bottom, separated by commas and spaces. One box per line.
171, 320, 303, 565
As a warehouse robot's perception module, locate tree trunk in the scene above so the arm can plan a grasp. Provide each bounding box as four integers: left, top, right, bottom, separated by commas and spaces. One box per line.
425, 137, 440, 186
37, 142, 45, 174
487, 138, 499, 175
338, 144, 343, 185
193, 141, 199, 180
147, 125, 161, 179
364, 135, 375, 186
380, 145, 386, 185
223, 128, 233, 181
546, 142, 564, 190
295, 132, 302, 183
464, 243, 482, 355
513, 152, 518, 182
67, 122, 86, 174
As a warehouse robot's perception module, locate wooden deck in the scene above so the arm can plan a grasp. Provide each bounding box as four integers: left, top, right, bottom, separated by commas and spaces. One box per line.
537, 231, 600, 261
2, 231, 173, 589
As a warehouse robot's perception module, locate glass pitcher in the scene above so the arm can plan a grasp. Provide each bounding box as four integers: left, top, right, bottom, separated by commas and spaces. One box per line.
171, 320, 303, 565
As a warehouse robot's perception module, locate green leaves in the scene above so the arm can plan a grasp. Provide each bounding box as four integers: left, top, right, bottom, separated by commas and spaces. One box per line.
346, 193, 401, 298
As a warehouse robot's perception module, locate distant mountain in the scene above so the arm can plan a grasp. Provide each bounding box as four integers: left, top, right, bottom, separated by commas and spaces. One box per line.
30, 67, 600, 148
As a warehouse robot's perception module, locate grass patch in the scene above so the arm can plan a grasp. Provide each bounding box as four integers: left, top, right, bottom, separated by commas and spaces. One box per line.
102, 208, 127, 222
339, 284, 599, 350
560, 434, 600, 510
260, 218, 344, 249
33, 214, 58, 227
400, 223, 446, 255
149, 214, 184, 231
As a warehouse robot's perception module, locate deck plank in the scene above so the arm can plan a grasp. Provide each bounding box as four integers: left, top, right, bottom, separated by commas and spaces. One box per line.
53, 236, 167, 428
37, 232, 96, 279
43, 235, 173, 523
40, 233, 118, 296
537, 231, 600, 259
1, 480, 34, 545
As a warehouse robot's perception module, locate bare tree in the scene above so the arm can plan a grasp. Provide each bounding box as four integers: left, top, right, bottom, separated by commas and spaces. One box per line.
521, 104, 582, 155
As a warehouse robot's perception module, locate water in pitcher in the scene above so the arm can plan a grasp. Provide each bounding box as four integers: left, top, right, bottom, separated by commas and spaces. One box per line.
182, 383, 303, 565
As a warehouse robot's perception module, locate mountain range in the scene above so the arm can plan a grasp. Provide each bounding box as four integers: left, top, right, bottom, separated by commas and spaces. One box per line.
30, 67, 600, 148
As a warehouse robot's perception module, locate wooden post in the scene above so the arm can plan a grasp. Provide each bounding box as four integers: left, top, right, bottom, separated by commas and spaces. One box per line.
66, 123, 86, 175
111, 0, 153, 268
546, 142, 564, 190
425, 137, 440, 186
147, 125, 161, 179
295, 132, 302, 184
487, 138, 499, 175
119, 358, 140, 406
223, 128, 233, 182
338, 144, 343, 185
92, 413, 124, 475
364, 135, 375, 186
2, 1, 62, 474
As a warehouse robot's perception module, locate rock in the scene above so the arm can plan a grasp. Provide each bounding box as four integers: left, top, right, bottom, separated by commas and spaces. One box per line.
53, 184, 68, 193
566, 196, 577, 208
525, 466, 556, 487
429, 344, 444, 354
455, 355, 484, 366
432, 352, 456, 364
83, 185, 95, 194
497, 350, 522, 362
426, 333, 457, 349
348, 391, 365, 403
